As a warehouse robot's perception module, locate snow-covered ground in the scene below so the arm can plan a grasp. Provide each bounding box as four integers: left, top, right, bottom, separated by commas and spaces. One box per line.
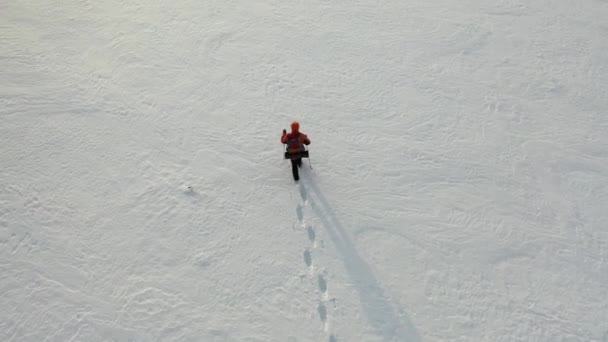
2, 0, 608, 341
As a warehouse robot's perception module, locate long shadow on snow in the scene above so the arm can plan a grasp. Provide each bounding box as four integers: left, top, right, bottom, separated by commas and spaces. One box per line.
301, 177, 419, 342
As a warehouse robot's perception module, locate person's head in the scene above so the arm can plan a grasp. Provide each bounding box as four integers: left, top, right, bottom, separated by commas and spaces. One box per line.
291, 121, 300, 133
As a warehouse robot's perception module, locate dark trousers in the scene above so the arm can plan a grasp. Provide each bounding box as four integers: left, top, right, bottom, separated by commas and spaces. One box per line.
291, 158, 302, 181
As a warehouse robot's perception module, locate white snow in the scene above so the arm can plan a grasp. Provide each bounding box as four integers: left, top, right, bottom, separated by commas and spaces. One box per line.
2, 0, 608, 341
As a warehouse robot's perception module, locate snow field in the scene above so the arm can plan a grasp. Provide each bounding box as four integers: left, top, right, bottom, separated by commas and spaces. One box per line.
2, 0, 608, 341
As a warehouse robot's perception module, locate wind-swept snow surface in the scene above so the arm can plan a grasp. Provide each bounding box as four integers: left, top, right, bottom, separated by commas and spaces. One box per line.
2, 0, 608, 341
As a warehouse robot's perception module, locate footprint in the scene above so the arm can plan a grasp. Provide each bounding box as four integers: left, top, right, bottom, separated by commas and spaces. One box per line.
307, 225, 316, 244
303, 249, 312, 268
329, 335, 338, 342
299, 184, 307, 201
296, 204, 304, 222
318, 275, 327, 294
317, 303, 327, 322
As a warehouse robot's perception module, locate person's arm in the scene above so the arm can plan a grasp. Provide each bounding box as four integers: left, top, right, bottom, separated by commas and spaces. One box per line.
302, 134, 310, 145
281, 129, 288, 143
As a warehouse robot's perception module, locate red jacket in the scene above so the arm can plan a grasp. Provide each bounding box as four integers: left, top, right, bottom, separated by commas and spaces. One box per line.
281, 130, 310, 153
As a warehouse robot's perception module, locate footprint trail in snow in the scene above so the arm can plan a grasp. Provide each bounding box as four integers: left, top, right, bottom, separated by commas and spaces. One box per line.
293, 182, 337, 338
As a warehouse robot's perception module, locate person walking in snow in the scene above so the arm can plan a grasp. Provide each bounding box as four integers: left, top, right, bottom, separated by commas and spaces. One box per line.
281, 121, 311, 182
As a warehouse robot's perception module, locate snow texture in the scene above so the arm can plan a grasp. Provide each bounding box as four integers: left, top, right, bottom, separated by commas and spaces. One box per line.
2, 0, 608, 341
